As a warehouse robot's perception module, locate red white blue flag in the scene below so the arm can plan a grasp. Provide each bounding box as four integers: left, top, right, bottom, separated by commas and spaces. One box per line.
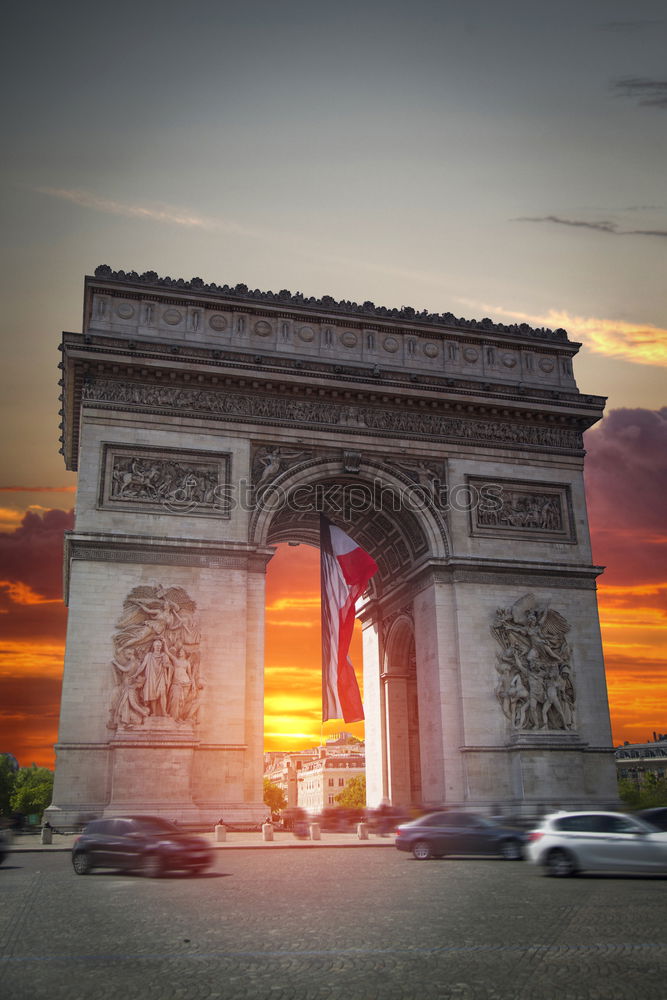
320, 515, 378, 723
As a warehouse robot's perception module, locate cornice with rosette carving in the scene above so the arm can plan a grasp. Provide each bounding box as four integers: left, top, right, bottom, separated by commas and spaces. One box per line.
91, 265, 572, 344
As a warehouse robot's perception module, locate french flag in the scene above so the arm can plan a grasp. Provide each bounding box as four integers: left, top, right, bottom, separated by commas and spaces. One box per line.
320, 515, 378, 723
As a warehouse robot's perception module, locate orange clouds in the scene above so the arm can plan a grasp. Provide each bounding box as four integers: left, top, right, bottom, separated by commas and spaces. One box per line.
543, 312, 667, 367
457, 298, 667, 367
584, 409, 667, 745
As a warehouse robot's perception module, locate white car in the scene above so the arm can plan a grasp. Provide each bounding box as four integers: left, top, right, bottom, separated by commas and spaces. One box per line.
527, 810, 667, 877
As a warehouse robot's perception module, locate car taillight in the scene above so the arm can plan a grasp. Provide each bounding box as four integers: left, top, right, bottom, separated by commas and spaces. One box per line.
528, 832, 544, 842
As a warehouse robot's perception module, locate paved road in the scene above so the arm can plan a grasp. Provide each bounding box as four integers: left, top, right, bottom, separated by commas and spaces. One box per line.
2, 849, 665, 1000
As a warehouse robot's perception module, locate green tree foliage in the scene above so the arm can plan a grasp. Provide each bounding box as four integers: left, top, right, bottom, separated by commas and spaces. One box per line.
263, 778, 287, 815
334, 775, 366, 808
618, 772, 667, 810
9, 765, 54, 819
0, 755, 17, 816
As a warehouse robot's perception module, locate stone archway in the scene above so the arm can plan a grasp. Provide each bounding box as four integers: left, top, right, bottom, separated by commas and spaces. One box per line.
250, 458, 447, 812
47, 267, 619, 827
382, 614, 422, 807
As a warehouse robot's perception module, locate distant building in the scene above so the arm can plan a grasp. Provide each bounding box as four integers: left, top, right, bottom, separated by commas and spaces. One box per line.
297, 749, 365, 814
615, 734, 667, 786
264, 737, 366, 813
264, 749, 320, 808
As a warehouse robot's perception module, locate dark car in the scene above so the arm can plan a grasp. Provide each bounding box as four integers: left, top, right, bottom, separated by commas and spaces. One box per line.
395, 810, 525, 861
637, 807, 667, 832
71, 815, 213, 877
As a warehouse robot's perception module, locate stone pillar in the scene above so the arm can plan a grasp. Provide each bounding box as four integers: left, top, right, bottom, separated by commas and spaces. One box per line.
413, 576, 465, 806
384, 671, 412, 806
361, 617, 384, 808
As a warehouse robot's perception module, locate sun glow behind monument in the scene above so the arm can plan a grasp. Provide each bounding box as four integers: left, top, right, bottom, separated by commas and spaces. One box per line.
263, 543, 365, 750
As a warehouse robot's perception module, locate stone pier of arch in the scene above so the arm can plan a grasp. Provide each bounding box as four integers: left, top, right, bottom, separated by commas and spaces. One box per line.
46, 267, 617, 827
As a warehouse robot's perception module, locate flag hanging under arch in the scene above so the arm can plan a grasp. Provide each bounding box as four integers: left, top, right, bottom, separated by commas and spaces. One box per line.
320, 515, 378, 723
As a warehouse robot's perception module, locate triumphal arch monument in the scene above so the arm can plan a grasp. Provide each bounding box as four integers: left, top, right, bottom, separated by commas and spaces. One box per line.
47, 266, 617, 826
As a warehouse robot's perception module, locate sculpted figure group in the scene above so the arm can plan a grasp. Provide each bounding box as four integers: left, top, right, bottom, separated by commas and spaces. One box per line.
492, 593, 575, 732
108, 584, 203, 731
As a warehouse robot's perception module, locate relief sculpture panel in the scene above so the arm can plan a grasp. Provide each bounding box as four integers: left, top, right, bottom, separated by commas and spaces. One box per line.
107, 584, 203, 732
99, 445, 230, 517
468, 477, 575, 543
492, 593, 575, 732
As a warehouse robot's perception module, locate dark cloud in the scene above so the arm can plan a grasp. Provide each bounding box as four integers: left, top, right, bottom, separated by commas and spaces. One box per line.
516, 216, 667, 239
0, 508, 73, 600
611, 77, 667, 109
584, 408, 667, 585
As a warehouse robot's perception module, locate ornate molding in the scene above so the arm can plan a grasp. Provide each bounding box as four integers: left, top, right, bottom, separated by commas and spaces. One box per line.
92, 265, 571, 343
81, 377, 584, 453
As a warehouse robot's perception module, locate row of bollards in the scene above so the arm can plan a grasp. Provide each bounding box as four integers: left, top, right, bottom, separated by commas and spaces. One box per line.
214, 821, 372, 842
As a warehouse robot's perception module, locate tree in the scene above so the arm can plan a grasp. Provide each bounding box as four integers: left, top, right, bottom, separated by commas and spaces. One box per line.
334, 775, 366, 808
0, 755, 17, 817
618, 772, 667, 810
9, 765, 54, 819
263, 778, 287, 815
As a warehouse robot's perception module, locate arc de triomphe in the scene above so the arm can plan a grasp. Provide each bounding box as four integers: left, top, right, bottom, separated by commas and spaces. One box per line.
47, 266, 617, 826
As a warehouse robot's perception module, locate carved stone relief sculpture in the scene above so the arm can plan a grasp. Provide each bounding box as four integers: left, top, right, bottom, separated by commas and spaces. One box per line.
389, 459, 446, 506
478, 489, 562, 531
82, 378, 584, 452
107, 584, 203, 731
491, 593, 575, 732
468, 477, 574, 542
252, 445, 311, 492
100, 446, 230, 517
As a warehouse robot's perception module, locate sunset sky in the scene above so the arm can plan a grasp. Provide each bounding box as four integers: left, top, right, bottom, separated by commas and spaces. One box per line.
0, 1, 665, 765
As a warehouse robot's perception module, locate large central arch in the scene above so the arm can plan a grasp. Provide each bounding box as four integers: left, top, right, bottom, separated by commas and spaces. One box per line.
47, 268, 619, 827
252, 458, 449, 808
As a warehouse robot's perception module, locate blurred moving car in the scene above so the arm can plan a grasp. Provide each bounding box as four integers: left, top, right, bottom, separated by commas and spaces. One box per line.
315, 807, 366, 832
395, 811, 525, 860
637, 807, 667, 832
71, 815, 213, 877
527, 810, 667, 877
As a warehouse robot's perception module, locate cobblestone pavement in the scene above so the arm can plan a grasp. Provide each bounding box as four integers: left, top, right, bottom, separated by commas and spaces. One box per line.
2, 849, 665, 1000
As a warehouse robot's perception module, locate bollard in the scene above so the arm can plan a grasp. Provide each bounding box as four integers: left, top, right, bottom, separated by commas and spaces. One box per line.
357, 822, 369, 840
40, 825, 53, 845
309, 822, 321, 841
262, 822, 274, 842
215, 823, 226, 843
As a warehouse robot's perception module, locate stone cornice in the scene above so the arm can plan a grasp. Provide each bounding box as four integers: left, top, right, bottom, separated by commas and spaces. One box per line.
90, 265, 573, 345
59, 334, 601, 469
63, 532, 274, 604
